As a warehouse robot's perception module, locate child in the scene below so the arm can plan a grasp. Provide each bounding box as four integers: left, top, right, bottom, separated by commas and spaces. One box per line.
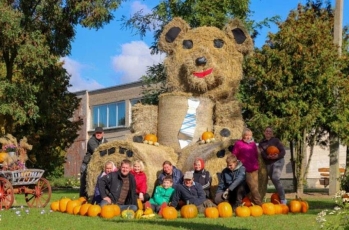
214, 155, 249, 210
193, 158, 212, 199
232, 128, 262, 205
146, 175, 175, 214
92, 160, 117, 204
130, 160, 150, 202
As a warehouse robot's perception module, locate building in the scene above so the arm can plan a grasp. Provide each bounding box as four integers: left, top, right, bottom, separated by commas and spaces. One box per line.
64, 81, 143, 177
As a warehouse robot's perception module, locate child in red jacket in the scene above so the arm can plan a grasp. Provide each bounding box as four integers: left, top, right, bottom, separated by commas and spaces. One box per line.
130, 160, 150, 204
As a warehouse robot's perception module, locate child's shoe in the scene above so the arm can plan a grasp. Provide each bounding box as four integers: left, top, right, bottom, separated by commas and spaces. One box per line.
158, 202, 168, 216
281, 199, 287, 205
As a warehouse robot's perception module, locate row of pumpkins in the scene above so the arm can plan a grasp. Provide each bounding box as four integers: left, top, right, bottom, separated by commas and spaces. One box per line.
143, 131, 216, 146
50, 194, 308, 219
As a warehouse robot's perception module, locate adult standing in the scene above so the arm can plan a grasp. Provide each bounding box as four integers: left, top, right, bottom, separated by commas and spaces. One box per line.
98, 159, 138, 211
259, 126, 287, 204
232, 128, 262, 205
79, 126, 108, 197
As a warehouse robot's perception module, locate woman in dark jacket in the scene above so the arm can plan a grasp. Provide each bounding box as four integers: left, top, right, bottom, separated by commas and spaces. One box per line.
193, 158, 212, 199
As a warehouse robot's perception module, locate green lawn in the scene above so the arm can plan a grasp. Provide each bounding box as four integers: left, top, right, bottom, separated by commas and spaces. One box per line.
0, 189, 334, 230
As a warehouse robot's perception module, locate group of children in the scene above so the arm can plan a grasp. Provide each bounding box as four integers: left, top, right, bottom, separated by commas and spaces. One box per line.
92, 127, 286, 212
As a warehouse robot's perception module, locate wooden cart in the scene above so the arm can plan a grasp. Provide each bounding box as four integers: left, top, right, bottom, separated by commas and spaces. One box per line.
0, 168, 51, 210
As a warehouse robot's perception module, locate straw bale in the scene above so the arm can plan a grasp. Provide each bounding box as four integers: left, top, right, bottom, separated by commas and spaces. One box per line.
158, 93, 214, 152
131, 103, 158, 136
86, 140, 178, 196
177, 139, 267, 199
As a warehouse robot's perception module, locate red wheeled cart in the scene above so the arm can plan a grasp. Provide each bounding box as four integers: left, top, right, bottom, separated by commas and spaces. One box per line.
0, 168, 51, 210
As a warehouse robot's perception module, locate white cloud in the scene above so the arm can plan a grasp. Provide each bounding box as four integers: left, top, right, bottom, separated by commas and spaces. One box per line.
131, 1, 152, 15
111, 41, 165, 83
61, 57, 104, 92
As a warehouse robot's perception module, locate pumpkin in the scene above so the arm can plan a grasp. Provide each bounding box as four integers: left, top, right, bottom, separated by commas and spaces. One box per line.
249, 204, 263, 217
87, 204, 101, 217
0, 152, 8, 163
204, 207, 219, 219
180, 203, 198, 219
59, 197, 71, 212
66, 199, 82, 214
78, 197, 87, 204
217, 202, 233, 218
299, 198, 309, 213
135, 209, 144, 219
242, 197, 252, 207
137, 199, 143, 210
270, 193, 281, 204
235, 205, 251, 217
111, 204, 121, 216
162, 206, 178, 220
100, 205, 116, 219
73, 205, 81, 215
79, 203, 92, 216
201, 131, 214, 141
266, 146, 280, 155
262, 202, 275, 215
144, 207, 153, 215
280, 203, 289, 214
289, 199, 302, 213
121, 209, 135, 219
144, 134, 158, 143
273, 203, 283, 215
50, 200, 60, 212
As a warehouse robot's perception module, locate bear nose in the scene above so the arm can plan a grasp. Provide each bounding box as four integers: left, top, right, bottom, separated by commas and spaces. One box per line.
196, 57, 207, 66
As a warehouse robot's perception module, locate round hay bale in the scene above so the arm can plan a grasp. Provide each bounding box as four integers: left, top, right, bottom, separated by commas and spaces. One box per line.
178, 140, 267, 200
158, 92, 214, 152
86, 140, 178, 197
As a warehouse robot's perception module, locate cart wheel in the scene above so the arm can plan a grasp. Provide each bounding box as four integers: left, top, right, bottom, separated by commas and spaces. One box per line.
25, 178, 52, 208
0, 177, 14, 210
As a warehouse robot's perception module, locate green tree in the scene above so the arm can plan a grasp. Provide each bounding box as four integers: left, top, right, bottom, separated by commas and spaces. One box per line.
240, 0, 349, 194
0, 0, 125, 176
122, 0, 255, 104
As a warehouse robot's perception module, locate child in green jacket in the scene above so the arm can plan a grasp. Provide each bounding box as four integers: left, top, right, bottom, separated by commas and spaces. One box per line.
146, 175, 174, 213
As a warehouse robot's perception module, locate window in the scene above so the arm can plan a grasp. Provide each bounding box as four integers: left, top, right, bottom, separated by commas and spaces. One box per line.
92, 102, 125, 128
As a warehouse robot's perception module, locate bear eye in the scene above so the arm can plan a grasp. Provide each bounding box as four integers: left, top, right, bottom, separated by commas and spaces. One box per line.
214, 39, 224, 48
183, 40, 193, 49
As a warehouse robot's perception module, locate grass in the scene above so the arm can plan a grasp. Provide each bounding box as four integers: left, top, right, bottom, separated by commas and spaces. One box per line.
0, 189, 334, 230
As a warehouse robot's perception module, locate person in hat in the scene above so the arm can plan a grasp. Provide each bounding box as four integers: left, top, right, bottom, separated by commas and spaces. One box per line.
170, 171, 214, 213
79, 126, 108, 197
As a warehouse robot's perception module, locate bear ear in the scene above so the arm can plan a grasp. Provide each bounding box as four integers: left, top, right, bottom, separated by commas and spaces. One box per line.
224, 18, 253, 55
158, 17, 190, 54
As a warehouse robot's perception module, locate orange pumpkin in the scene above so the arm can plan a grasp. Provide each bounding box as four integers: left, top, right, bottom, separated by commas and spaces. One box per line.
79, 203, 92, 216
249, 204, 263, 217
50, 200, 60, 212
262, 202, 275, 215
280, 203, 289, 214
266, 146, 280, 155
242, 196, 252, 207
0, 152, 8, 163
273, 203, 283, 215
66, 199, 82, 214
235, 205, 251, 217
73, 205, 81, 215
100, 205, 116, 219
204, 207, 219, 218
180, 204, 198, 219
87, 204, 101, 217
78, 197, 87, 204
299, 198, 309, 213
111, 204, 121, 216
59, 197, 72, 212
217, 202, 233, 218
162, 206, 178, 220
144, 134, 158, 143
201, 131, 214, 141
270, 193, 281, 204
289, 199, 302, 213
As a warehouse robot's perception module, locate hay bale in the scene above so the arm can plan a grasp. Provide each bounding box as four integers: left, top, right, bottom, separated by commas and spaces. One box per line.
177, 139, 268, 200
158, 93, 214, 152
131, 103, 158, 136
86, 140, 178, 197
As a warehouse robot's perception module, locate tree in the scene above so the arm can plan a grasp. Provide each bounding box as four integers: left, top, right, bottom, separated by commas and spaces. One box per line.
240, 0, 349, 194
0, 0, 125, 176
122, 0, 255, 104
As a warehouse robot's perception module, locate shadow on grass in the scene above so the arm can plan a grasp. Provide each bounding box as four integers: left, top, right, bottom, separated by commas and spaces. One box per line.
111, 219, 248, 230
306, 199, 335, 215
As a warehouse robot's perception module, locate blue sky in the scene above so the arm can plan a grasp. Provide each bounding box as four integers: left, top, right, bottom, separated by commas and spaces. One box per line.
64, 0, 348, 92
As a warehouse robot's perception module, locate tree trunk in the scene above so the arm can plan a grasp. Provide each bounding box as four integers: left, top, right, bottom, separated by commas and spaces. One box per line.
296, 129, 307, 196
289, 140, 297, 192
329, 134, 340, 195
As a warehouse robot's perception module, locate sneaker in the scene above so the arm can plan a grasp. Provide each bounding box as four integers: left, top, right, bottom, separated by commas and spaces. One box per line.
280, 199, 287, 205
158, 202, 168, 216
144, 201, 152, 210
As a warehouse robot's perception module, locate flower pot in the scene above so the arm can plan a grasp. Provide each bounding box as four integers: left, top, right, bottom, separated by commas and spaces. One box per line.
8, 151, 15, 157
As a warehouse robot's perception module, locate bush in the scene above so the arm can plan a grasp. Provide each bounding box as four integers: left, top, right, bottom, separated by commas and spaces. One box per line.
49, 176, 80, 188
340, 173, 349, 192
